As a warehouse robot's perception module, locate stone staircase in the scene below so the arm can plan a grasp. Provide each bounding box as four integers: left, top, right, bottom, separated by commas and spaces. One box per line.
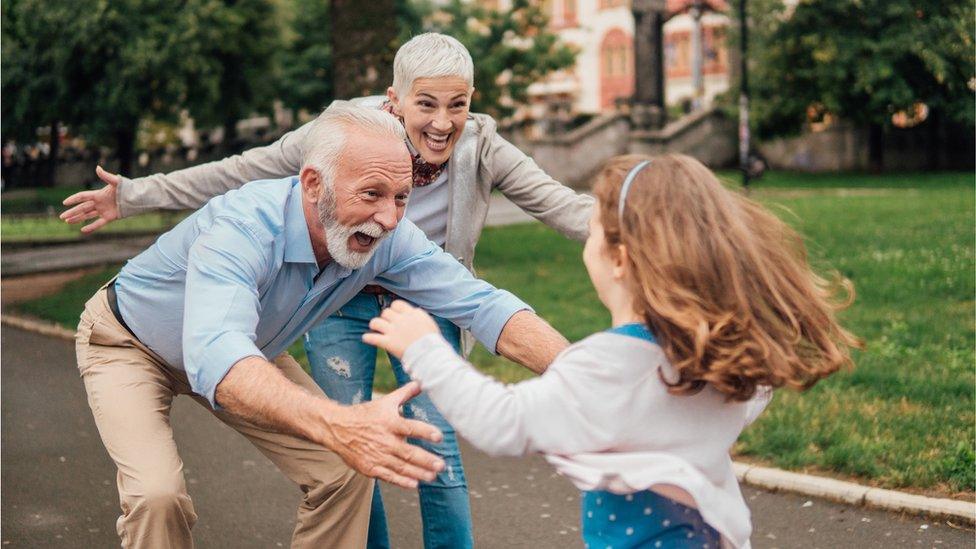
502, 106, 737, 190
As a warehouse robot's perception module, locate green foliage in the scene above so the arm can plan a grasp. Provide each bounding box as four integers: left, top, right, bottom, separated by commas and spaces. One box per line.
2, 0, 284, 172
415, 0, 578, 119
278, 0, 334, 113
189, 0, 285, 139
65, 1, 223, 141
1, 1, 86, 141
741, 0, 976, 139
1, 212, 188, 243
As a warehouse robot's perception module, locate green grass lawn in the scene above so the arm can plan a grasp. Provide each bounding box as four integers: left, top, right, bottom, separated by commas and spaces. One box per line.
10, 171, 974, 496
1, 186, 87, 214
1, 212, 189, 243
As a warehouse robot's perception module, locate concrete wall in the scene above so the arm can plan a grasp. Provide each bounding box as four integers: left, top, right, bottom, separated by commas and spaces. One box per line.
503, 113, 632, 189
759, 120, 975, 172
628, 107, 738, 167
757, 123, 870, 172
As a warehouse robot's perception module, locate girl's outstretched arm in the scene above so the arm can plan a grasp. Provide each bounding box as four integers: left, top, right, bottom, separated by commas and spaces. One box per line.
364, 301, 611, 457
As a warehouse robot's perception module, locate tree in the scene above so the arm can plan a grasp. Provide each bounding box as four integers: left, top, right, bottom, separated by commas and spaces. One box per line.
3, 1, 228, 177
278, 0, 334, 113
418, 0, 578, 119
192, 0, 285, 149
330, 0, 399, 99
2, 0, 91, 184
744, 0, 975, 169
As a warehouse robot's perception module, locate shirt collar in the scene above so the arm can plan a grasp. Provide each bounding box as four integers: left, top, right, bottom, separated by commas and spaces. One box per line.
283, 177, 317, 265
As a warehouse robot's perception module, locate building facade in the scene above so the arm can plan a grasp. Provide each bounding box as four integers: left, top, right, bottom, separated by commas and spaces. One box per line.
488, 0, 732, 117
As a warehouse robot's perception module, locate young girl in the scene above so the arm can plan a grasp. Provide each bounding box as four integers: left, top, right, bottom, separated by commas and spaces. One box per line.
364, 154, 859, 548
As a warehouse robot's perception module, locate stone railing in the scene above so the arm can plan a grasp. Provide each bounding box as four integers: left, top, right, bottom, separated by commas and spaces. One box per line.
501, 107, 737, 190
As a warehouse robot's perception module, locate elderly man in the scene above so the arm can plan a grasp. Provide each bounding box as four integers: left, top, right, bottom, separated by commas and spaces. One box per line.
75, 101, 568, 548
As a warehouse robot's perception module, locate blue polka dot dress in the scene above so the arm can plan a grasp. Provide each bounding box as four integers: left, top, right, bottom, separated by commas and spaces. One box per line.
579, 324, 722, 549
581, 489, 721, 549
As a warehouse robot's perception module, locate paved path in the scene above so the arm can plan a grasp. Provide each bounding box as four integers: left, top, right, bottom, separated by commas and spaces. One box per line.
3, 324, 972, 548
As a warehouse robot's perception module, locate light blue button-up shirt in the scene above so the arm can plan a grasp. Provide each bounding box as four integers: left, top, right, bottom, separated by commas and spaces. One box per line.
116, 177, 530, 407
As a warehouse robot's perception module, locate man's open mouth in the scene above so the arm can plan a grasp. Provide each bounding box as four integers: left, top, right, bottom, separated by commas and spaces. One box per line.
353, 232, 376, 247
423, 131, 452, 152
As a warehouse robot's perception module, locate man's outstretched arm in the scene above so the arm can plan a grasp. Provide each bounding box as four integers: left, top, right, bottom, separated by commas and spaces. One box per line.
495, 310, 569, 374
215, 356, 445, 489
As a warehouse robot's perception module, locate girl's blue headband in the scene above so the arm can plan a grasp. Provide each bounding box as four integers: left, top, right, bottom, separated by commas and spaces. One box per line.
618, 160, 652, 220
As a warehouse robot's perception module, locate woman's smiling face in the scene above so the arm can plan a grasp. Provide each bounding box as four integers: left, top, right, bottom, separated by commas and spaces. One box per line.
387, 76, 472, 165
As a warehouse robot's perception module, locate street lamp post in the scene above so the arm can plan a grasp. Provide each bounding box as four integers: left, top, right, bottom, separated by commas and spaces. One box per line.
691, 0, 705, 111
738, 0, 751, 189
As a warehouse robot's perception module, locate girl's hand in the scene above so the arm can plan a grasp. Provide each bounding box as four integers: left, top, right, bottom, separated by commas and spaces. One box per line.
363, 300, 439, 359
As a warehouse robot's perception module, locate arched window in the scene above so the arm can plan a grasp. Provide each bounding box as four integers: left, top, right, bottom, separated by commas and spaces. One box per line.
600, 28, 634, 109
563, 0, 577, 25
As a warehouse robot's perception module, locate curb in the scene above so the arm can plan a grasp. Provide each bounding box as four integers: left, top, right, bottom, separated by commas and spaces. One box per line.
2, 313, 974, 525
2, 314, 76, 341
733, 463, 975, 525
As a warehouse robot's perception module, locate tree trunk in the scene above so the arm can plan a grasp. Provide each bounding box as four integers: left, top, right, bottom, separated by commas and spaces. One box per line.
868, 122, 884, 172
222, 118, 239, 154
330, 0, 397, 99
46, 121, 60, 187
925, 109, 943, 171
115, 126, 136, 177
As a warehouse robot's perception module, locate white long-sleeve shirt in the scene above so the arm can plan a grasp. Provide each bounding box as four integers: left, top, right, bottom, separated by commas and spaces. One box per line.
401, 330, 772, 548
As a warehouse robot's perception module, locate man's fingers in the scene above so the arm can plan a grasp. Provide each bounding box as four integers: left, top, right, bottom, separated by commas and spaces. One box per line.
394, 416, 444, 444
81, 218, 110, 234
95, 165, 121, 187
392, 437, 445, 473
386, 450, 440, 483
370, 465, 419, 490
386, 381, 422, 405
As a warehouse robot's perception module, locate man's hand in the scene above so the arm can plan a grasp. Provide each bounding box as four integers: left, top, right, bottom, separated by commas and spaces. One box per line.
363, 300, 439, 359
324, 382, 445, 489
59, 165, 121, 233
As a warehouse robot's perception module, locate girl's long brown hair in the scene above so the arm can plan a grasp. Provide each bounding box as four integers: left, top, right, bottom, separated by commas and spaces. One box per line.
593, 154, 861, 401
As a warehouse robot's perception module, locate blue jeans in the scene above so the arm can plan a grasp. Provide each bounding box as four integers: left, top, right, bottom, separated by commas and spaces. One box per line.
305, 292, 474, 549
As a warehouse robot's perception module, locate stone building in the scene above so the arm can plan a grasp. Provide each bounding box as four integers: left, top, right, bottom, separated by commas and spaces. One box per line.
483, 0, 732, 118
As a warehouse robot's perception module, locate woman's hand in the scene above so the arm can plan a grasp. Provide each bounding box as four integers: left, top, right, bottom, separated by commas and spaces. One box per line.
363, 300, 439, 359
59, 165, 121, 233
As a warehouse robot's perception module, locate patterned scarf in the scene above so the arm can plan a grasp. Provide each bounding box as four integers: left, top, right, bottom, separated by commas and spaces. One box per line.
381, 101, 448, 187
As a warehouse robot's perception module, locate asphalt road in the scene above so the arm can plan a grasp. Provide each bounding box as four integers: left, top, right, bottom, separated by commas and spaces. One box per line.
2, 324, 972, 548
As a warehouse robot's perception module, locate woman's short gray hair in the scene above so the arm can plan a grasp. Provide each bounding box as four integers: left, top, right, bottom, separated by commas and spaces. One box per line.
302, 100, 406, 183
392, 33, 474, 99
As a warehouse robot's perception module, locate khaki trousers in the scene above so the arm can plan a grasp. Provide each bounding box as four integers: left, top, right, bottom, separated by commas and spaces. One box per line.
75, 287, 372, 548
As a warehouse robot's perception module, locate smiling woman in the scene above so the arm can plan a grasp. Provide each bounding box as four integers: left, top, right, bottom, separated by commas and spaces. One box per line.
56, 32, 594, 549
389, 76, 472, 165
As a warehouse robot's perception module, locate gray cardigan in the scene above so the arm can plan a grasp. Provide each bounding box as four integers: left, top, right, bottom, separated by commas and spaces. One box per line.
117, 97, 594, 271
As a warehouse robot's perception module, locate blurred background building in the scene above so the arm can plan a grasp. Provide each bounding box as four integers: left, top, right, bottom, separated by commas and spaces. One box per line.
485, 0, 731, 119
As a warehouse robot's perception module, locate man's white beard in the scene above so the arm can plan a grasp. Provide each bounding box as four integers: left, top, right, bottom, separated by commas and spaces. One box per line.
318, 191, 391, 270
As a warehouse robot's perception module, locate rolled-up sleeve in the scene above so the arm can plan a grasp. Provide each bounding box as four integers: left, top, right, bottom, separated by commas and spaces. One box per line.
375, 222, 532, 353
183, 216, 271, 406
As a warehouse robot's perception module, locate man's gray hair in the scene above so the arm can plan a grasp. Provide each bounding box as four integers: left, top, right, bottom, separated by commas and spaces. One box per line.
302, 100, 407, 183
392, 33, 474, 99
